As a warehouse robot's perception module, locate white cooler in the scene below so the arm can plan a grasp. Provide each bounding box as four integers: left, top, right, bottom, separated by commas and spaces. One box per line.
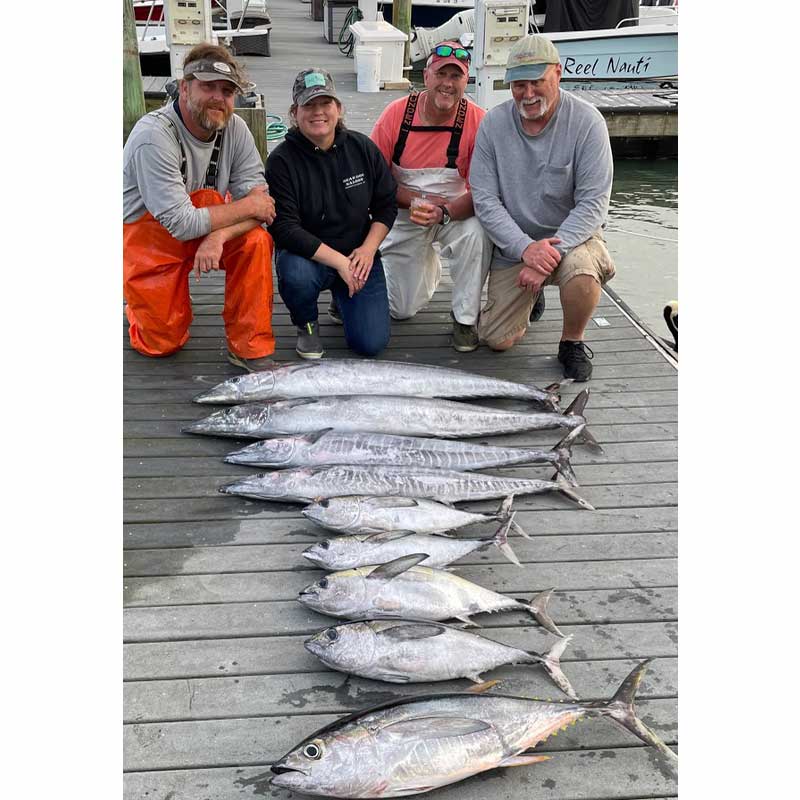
348, 20, 408, 85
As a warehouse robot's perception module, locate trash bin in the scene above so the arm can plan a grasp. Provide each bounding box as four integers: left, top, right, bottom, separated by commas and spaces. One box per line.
355, 46, 381, 92
349, 19, 408, 83
323, 0, 357, 44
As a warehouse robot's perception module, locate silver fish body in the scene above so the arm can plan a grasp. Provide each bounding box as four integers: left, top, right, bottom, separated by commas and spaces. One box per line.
302, 520, 520, 570
296, 554, 564, 635
304, 620, 577, 698
271, 660, 677, 797
224, 427, 580, 483
194, 358, 560, 410
302, 496, 509, 537
183, 393, 591, 442
219, 465, 592, 508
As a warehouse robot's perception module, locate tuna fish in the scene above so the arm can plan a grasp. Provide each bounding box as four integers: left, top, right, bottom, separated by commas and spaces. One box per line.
224, 426, 582, 485
297, 553, 566, 636
219, 464, 593, 509
302, 496, 529, 538
270, 659, 677, 797
183, 390, 602, 452
194, 358, 562, 411
302, 513, 522, 570
304, 619, 578, 698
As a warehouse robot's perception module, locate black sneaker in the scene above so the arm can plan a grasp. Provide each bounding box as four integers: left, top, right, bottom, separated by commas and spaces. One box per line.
296, 321, 324, 359
328, 297, 343, 325
558, 340, 594, 382
227, 351, 278, 372
451, 314, 479, 353
529, 291, 546, 322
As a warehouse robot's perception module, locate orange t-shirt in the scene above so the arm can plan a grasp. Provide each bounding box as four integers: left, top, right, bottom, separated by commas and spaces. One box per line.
370, 94, 486, 185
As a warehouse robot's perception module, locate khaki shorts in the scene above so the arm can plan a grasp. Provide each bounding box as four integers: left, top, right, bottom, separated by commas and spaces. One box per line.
477, 235, 616, 348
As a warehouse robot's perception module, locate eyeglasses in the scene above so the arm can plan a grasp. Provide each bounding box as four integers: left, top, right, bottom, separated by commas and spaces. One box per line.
433, 44, 471, 62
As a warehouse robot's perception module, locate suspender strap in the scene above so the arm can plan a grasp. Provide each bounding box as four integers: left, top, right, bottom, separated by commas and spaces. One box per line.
153, 110, 224, 190
203, 129, 225, 190
390, 94, 468, 170
444, 98, 468, 170
391, 92, 420, 165
154, 111, 187, 183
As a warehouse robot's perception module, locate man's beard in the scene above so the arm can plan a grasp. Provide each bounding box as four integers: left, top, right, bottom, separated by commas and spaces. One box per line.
517, 95, 550, 121
187, 95, 231, 132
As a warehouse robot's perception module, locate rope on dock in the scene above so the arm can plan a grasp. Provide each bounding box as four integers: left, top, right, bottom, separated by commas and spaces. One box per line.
605, 226, 678, 243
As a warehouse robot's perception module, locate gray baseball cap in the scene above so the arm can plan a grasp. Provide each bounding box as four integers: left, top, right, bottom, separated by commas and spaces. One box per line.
504, 35, 561, 83
182, 57, 247, 92
293, 68, 339, 106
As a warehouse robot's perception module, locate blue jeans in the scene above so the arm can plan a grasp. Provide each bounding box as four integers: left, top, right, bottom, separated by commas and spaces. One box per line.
276, 250, 391, 357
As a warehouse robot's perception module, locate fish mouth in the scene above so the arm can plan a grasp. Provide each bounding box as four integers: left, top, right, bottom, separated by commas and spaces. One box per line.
298, 586, 319, 599
193, 388, 235, 405
271, 764, 308, 776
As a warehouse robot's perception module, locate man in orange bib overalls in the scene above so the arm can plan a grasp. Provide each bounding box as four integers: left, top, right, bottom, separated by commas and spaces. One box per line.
123, 43, 276, 370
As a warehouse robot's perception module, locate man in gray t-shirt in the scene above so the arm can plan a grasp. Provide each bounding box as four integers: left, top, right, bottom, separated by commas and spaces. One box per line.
470, 35, 616, 382
123, 43, 277, 371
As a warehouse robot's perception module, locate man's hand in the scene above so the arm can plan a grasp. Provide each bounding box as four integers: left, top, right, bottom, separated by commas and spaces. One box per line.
348, 244, 376, 284
193, 232, 225, 281
521, 238, 562, 278
408, 194, 446, 228
516, 265, 548, 293
247, 184, 276, 225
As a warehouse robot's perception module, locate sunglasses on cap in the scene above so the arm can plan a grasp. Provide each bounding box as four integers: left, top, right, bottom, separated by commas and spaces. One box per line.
433, 44, 471, 62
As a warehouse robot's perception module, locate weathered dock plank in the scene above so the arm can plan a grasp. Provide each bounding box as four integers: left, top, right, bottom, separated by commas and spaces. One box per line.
122, 2, 678, 796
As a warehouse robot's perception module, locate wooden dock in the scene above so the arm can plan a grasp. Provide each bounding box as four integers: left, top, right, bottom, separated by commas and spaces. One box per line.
124, 2, 678, 797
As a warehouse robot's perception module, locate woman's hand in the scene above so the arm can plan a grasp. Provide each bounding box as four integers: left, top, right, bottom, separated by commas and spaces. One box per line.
348, 244, 376, 283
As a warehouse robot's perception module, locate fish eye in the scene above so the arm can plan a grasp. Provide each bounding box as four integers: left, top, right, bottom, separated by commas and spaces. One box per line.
320, 541, 330, 550
320, 499, 330, 508
325, 628, 338, 641
318, 577, 328, 589
303, 741, 323, 759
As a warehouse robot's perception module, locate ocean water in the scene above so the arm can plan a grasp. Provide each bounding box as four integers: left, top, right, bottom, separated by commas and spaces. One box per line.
603, 158, 678, 336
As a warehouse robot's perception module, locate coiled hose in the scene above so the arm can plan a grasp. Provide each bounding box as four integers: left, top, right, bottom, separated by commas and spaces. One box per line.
266, 113, 288, 141
338, 7, 363, 57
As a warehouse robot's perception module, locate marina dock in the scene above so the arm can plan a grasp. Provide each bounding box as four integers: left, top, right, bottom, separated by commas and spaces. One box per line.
124, 3, 678, 797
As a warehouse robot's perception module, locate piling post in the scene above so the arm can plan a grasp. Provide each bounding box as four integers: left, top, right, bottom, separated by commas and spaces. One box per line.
123, 0, 146, 144
392, 0, 412, 73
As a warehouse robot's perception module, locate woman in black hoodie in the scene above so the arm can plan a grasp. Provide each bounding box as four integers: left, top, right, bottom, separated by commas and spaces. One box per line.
266, 68, 398, 359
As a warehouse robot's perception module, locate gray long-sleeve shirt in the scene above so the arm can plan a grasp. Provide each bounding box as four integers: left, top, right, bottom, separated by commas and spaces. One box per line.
122, 102, 265, 240
470, 89, 613, 269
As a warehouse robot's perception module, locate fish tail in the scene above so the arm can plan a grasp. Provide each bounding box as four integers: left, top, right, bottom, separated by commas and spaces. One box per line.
555, 475, 594, 511
587, 659, 678, 764
540, 382, 564, 413
563, 390, 604, 454
495, 495, 533, 540
492, 513, 521, 567
550, 427, 582, 486
529, 635, 578, 700
527, 588, 565, 638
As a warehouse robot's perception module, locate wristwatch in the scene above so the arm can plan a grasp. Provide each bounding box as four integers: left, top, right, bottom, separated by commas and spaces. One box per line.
438, 205, 451, 225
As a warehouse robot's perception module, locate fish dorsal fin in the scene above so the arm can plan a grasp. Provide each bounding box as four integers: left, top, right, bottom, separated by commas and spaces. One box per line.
467, 679, 500, 694
281, 362, 324, 374
367, 553, 428, 581
379, 622, 447, 640
381, 716, 492, 740
363, 531, 416, 544
302, 428, 335, 444
364, 497, 421, 510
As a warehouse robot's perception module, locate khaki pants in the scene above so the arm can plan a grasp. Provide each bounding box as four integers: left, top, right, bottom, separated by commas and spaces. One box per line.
478, 234, 615, 348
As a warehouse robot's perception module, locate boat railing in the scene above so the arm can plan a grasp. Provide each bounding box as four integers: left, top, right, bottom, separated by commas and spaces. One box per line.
616, 11, 678, 28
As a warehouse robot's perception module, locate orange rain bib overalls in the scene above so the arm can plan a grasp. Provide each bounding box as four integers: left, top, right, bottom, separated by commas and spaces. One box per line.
123, 116, 274, 358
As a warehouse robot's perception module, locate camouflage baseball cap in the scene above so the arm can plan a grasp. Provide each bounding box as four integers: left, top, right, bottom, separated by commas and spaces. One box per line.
183, 57, 248, 92
504, 35, 561, 83
293, 68, 339, 106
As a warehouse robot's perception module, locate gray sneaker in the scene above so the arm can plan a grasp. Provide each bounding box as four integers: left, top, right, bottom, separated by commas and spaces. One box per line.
296, 321, 325, 359
451, 314, 479, 353
227, 351, 278, 372
328, 296, 343, 325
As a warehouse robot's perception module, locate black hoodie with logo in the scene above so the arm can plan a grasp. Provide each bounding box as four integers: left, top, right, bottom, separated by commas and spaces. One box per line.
265, 127, 397, 260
